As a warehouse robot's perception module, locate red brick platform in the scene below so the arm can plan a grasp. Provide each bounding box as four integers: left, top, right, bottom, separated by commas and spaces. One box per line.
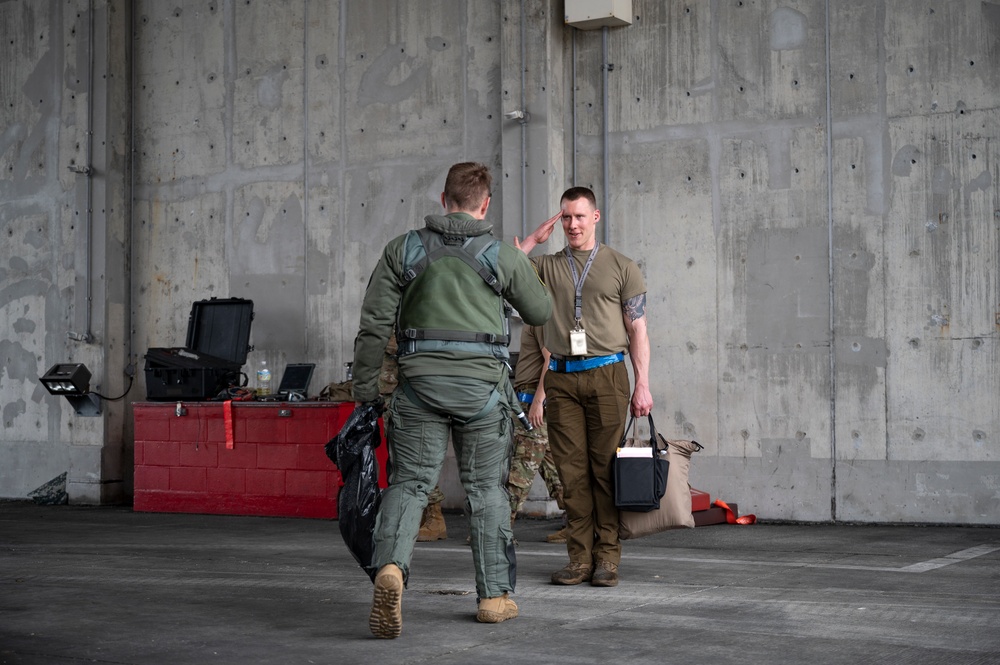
133, 401, 386, 519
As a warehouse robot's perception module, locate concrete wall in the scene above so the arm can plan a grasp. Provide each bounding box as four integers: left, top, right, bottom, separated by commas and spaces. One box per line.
1, 0, 997, 524
0, 0, 130, 504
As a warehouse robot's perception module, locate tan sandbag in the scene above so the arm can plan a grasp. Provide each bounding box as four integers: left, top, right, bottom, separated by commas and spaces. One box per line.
619, 437, 703, 539
320, 381, 355, 403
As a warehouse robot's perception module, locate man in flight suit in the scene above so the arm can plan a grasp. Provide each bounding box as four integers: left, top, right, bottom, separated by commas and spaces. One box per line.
351, 162, 551, 638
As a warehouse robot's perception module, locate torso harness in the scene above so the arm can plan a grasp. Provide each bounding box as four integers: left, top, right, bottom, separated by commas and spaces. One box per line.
395, 227, 522, 426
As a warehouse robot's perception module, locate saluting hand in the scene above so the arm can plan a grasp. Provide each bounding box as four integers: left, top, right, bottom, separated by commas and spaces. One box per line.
514, 211, 562, 253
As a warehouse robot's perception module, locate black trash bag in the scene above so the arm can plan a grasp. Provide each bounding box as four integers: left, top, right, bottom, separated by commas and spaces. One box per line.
325, 399, 384, 582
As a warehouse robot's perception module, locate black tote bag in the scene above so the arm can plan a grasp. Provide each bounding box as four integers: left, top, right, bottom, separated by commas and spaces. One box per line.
613, 414, 669, 512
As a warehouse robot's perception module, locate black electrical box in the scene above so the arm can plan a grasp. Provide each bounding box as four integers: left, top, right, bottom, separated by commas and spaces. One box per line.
144, 297, 255, 401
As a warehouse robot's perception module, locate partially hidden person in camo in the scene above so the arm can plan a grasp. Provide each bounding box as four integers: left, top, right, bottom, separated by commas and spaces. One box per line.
508, 324, 566, 543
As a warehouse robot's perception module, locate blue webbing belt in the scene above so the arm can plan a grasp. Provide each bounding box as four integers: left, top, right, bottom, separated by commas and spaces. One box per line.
548, 352, 624, 373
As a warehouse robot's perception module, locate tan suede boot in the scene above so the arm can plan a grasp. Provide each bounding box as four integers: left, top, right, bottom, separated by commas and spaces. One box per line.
591, 560, 619, 587
545, 526, 568, 543
416, 502, 448, 542
369, 564, 404, 639
476, 592, 518, 623
551, 562, 593, 585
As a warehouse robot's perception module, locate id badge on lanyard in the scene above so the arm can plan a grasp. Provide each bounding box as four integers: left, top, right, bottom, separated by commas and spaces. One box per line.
569, 326, 588, 355
565, 244, 600, 356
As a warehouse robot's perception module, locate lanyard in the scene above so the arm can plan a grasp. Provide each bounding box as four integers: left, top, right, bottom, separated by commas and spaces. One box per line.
564, 243, 600, 325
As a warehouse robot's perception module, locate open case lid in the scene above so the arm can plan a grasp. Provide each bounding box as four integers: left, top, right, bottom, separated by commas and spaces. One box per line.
184, 297, 255, 366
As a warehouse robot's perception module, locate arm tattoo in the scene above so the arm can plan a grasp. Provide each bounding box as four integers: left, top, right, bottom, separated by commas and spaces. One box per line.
622, 293, 646, 321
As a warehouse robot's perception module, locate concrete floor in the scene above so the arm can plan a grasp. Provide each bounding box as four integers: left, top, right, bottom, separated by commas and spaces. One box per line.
1, 501, 998, 665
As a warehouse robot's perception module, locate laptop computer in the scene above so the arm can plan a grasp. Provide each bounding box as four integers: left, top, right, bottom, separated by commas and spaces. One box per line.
271, 362, 316, 401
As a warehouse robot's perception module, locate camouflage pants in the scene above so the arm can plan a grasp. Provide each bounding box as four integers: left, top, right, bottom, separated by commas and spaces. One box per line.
508, 404, 564, 519
426, 484, 446, 506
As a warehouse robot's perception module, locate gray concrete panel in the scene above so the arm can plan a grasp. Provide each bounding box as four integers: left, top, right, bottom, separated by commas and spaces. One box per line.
714, 1, 827, 123
613, 2, 714, 130
134, 3, 227, 181
608, 136, 719, 448
836, 458, 1000, 524
131, 193, 230, 353
828, 1, 881, 117
341, 2, 477, 163
230, 180, 307, 354
304, 4, 342, 167
885, 0, 1000, 118
0, 442, 73, 501
232, 1, 305, 169
884, 111, 998, 463
694, 443, 833, 521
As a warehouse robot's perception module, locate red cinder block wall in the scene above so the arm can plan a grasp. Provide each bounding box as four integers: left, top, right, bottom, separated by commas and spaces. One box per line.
133, 402, 387, 519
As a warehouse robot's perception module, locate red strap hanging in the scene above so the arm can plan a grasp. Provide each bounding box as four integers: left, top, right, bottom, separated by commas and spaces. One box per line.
714, 498, 756, 525
224, 400, 235, 449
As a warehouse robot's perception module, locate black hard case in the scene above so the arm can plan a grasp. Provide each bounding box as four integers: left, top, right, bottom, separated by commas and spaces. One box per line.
143, 297, 255, 401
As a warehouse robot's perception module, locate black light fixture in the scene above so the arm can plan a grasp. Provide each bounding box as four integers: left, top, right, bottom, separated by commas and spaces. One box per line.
40, 363, 101, 416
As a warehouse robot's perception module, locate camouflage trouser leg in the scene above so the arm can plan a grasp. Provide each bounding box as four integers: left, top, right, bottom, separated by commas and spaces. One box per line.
508, 408, 561, 519
538, 447, 565, 510
426, 484, 445, 506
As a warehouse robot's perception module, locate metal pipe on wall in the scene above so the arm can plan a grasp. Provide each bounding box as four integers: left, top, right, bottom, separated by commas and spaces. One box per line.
303, 0, 311, 356
601, 25, 609, 244
126, 0, 135, 370
823, 0, 838, 521
69, 0, 97, 343
85, 0, 94, 341
572, 27, 577, 185
519, 0, 528, 241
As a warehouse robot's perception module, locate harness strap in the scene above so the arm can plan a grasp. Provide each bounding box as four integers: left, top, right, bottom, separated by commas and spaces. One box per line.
399, 327, 510, 345
399, 229, 502, 295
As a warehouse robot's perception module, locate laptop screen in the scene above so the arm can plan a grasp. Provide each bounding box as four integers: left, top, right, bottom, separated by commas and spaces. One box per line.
277, 363, 315, 396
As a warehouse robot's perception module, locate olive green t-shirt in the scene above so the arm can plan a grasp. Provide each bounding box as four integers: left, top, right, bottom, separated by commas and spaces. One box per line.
531, 245, 646, 358
513, 325, 545, 392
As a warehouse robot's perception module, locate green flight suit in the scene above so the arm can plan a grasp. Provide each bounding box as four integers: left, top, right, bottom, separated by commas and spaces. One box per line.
352, 212, 551, 599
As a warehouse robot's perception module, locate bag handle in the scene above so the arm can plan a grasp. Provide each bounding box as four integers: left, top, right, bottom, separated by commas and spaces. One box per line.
646, 414, 661, 451
619, 415, 637, 446
620, 414, 662, 449
618, 414, 661, 502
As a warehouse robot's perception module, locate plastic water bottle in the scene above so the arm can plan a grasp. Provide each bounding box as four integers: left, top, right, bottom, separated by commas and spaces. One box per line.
256, 360, 272, 396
